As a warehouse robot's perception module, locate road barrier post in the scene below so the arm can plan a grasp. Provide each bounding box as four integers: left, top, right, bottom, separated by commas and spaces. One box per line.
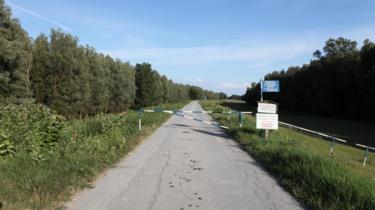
138, 108, 144, 131
226, 107, 230, 128
363, 147, 369, 167
227, 114, 230, 129
239, 112, 243, 127
329, 137, 336, 156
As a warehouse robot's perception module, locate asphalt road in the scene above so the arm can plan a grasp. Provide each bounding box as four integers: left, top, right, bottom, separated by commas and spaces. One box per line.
66, 101, 303, 210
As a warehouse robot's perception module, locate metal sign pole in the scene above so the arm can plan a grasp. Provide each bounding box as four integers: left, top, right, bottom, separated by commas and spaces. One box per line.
260, 80, 267, 139
260, 80, 263, 102
265, 130, 269, 140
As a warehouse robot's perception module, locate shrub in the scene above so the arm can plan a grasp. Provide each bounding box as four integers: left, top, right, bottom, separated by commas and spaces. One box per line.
0, 101, 65, 161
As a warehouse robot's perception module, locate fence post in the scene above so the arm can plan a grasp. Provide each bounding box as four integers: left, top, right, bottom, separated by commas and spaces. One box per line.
138, 108, 143, 131
239, 112, 243, 127
363, 147, 369, 167
329, 137, 336, 156
227, 112, 230, 128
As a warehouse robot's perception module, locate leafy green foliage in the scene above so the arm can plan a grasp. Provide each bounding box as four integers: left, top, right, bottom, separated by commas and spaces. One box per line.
0, 0, 31, 100
30, 30, 136, 117
0, 101, 186, 209
243, 37, 375, 121
134, 63, 224, 108
0, 101, 64, 161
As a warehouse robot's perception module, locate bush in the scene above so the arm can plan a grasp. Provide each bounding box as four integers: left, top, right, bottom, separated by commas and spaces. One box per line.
0, 101, 186, 209
0, 101, 65, 161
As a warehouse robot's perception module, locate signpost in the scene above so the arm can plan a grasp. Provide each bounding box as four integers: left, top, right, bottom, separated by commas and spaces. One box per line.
256, 113, 278, 130
257, 80, 280, 139
257, 102, 277, 114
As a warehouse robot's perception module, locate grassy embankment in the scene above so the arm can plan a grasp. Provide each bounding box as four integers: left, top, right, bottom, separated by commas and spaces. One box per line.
200, 100, 375, 210
0, 101, 187, 210
220, 100, 375, 147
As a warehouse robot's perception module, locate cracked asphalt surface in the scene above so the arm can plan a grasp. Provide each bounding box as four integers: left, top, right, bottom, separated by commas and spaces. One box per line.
66, 101, 304, 210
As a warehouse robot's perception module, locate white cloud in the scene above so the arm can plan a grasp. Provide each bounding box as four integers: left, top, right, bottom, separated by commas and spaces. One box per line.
104, 37, 318, 68
183, 78, 205, 84
5, 0, 72, 32
219, 82, 251, 89
196, 78, 204, 83
103, 23, 375, 70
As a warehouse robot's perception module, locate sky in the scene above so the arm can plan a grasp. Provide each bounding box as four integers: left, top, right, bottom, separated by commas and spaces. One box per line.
5, 0, 375, 95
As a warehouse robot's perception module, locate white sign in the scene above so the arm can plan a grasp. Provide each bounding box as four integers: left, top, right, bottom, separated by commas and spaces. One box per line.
256, 113, 278, 130
257, 103, 277, 114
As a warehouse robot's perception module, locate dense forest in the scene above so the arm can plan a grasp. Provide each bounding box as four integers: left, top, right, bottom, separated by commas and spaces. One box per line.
0, 0, 226, 117
242, 37, 375, 121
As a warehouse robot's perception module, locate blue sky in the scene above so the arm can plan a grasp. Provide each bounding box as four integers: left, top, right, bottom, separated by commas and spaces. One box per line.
5, 0, 375, 95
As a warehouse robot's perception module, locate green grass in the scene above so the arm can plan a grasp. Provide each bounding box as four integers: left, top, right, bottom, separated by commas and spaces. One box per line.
220, 100, 375, 147
0, 101, 187, 210
200, 100, 375, 210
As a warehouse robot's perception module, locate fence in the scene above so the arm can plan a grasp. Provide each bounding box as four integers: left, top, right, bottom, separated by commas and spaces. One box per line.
138, 108, 252, 131
278, 121, 375, 166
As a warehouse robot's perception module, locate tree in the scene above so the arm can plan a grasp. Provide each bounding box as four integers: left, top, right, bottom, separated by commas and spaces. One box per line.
0, 0, 31, 100
189, 86, 204, 100
242, 37, 375, 121
135, 63, 161, 108
323, 37, 358, 59
31, 34, 51, 104
2, 1, 220, 116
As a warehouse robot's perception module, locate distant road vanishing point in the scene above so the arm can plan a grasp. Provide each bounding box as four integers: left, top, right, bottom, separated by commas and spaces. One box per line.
66, 101, 304, 210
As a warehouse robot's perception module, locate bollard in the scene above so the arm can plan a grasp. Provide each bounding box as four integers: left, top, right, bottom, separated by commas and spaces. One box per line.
239, 112, 243, 127
329, 137, 336, 156
138, 108, 144, 131
363, 147, 369, 167
227, 114, 230, 128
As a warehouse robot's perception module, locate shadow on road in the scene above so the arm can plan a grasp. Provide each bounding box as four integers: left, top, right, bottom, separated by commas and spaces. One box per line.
191, 128, 228, 138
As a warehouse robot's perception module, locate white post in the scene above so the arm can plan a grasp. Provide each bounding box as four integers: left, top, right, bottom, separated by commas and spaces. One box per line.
363, 147, 369, 167
329, 138, 336, 156
139, 118, 142, 131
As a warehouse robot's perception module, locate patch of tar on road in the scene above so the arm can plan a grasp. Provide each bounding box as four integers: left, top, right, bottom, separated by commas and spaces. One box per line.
193, 167, 204, 171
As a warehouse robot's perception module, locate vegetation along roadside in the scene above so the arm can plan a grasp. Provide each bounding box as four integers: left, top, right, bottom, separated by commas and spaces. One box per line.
0, 101, 188, 210
200, 100, 375, 210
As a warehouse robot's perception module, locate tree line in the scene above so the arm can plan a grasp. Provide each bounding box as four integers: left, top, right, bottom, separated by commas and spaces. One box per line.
243, 37, 375, 121
0, 0, 226, 117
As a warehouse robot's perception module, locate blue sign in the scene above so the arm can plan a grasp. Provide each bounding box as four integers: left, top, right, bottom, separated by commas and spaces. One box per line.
261, 80, 280, 92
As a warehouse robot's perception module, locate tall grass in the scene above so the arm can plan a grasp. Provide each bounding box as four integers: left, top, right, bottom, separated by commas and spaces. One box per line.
0, 101, 187, 209
201, 100, 375, 210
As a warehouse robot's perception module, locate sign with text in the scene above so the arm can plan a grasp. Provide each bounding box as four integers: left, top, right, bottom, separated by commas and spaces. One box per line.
257, 102, 277, 114
261, 80, 280, 92
256, 113, 278, 130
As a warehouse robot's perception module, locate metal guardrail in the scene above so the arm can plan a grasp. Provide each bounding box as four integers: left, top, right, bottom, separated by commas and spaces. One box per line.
278, 121, 374, 166
221, 108, 374, 166
278, 121, 347, 143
